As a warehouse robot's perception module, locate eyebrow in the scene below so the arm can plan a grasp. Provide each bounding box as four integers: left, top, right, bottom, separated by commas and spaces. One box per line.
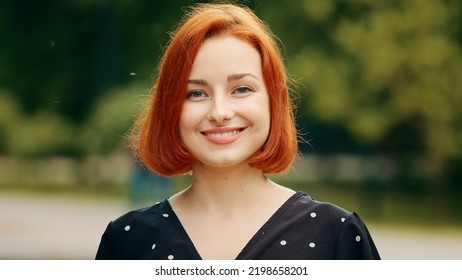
187, 78, 208, 85
187, 73, 260, 85
227, 73, 260, 82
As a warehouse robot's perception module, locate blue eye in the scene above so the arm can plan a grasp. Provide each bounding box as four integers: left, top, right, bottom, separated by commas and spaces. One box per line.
234, 86, 253, 95
186, 90, 206, 100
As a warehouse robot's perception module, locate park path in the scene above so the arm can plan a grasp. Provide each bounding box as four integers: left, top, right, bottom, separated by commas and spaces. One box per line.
1, 191, 461, 260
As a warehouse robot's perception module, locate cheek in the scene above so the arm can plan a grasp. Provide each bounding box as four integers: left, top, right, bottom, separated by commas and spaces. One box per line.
242, 101, 271, 138
178, 114, 190, 142
179, 105, 200, 137
257, 104, 270, 126
264, 111, 271, 137
262, 99, 272, 138
255, 96, 271, 131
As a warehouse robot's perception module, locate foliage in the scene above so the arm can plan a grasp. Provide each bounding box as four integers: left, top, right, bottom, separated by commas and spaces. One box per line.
0, 91, 73, 156
0, 0, 190, 121
0, 0, 461, 185
0, 84, 145, 157
258, 0, 462, 182
77, 83, 147, 155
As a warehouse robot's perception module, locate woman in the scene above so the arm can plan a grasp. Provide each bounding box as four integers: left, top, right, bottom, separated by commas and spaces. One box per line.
96, 3, 380, 260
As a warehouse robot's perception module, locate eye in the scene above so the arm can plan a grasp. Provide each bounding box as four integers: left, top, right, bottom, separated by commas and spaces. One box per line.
186, 90, 207, 100
233, 86, 253, 95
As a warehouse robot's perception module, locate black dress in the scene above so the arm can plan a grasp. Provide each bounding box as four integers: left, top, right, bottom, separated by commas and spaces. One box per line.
95, 191, 380, 260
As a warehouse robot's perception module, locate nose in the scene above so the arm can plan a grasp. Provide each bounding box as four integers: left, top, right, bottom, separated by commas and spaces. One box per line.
207, 95, 234, 124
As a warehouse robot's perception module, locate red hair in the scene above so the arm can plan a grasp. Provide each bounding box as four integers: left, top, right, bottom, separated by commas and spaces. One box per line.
129, 3, 298, 176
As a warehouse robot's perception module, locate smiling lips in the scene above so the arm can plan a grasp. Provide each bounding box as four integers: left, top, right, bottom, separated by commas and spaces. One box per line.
201, 127, 245, 144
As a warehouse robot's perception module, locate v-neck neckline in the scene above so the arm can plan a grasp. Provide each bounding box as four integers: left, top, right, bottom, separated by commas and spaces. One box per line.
162, 191, 304, 260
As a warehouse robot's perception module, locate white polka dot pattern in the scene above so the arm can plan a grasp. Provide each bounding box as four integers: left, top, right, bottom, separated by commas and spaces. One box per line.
95, 192, 380, 260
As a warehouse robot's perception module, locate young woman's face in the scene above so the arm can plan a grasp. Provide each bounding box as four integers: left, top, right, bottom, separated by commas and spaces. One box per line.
179, 35, 270, 170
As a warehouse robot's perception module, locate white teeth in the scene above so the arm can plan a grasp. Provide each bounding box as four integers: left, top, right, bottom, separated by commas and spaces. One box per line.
207, 130, 239, 138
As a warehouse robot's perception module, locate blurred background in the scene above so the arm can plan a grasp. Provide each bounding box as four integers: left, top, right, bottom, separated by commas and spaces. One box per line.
0, 0, 461, 259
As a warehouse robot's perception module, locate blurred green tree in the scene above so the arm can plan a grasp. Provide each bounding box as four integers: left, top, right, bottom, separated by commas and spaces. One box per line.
0, 91, 75, 157
0, 0, 191, 122
77, 83, 145, 155
0, 0, 460, 188
258, 0, 462, 185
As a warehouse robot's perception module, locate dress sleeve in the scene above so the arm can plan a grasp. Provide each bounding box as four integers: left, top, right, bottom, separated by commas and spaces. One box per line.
95, 222, 117, 260
333, 212, 381, 260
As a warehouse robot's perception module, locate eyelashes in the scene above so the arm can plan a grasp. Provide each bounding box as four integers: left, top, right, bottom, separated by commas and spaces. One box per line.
186, 90, 207, 100
233, 86, 254, 95
186, 86, 255, 101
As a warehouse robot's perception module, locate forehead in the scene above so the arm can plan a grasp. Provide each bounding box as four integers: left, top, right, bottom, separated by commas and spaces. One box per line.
188, 35, 262, 79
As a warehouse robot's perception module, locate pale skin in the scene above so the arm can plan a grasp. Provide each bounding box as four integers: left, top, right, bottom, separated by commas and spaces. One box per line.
169, 34, 295, 260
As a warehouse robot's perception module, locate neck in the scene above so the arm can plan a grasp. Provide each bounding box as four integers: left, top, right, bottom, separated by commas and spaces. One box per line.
182, 164, 272, 212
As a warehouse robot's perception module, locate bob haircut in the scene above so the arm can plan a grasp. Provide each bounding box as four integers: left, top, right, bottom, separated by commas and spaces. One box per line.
130, 3, 298, 176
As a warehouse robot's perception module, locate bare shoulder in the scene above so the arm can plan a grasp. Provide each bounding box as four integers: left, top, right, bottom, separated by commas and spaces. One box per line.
167, 188, 191, 214
263, 180, 296, 206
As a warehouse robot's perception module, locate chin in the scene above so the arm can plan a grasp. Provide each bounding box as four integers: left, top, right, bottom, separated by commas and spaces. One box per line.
197, 156, 250, 169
